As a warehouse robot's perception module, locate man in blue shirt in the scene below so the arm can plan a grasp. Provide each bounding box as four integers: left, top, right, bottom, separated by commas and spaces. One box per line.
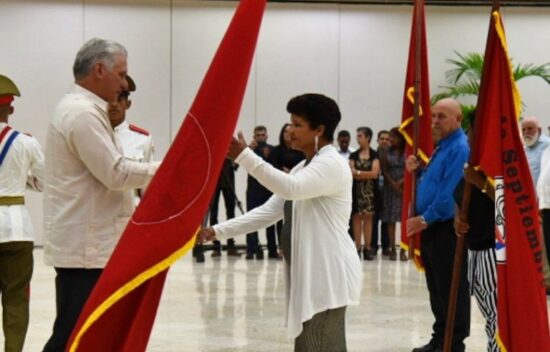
406, 98, 470, 352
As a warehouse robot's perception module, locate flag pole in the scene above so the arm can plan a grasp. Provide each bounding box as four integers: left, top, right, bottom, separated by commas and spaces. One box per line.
442, 1, 500, 351
409, 0, 422, 260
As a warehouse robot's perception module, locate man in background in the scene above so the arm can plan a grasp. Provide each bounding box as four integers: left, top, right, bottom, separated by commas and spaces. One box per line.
245, 125, 274, 259
108, 75, 154, 208
372, 130, 390, 255
336, 129, 354, 159
522, 116, 550, 188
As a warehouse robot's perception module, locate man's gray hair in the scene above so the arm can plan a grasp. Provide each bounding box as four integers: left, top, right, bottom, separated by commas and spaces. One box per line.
73, 38, 127, 80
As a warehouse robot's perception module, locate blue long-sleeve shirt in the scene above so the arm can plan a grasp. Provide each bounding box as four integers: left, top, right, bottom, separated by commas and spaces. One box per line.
416, 128, 470, 224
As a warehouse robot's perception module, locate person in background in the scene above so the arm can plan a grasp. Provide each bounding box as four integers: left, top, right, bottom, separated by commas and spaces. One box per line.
209, 158, 242, 257
42, 38, 159, 352
0, 74, 44, 352
380, 127, 406, 261
245, 125, 275, 260
522, 116, 550, 188
199, 93, 362, 351
108, 75, 154, 208
371, 130, 390, 256
336, 129, 355, 160
269, 123, 305, 259
349, 127, 379, 260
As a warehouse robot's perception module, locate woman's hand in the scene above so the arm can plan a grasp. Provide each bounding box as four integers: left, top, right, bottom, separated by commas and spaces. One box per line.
228, 132, 247, 160
197, 227, 217, 244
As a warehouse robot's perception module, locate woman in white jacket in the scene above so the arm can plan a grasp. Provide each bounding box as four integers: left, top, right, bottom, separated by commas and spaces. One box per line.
199, 93, 362, 352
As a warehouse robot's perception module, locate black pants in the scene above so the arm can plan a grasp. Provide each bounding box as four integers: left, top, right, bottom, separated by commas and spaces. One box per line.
43, 268, 102, 352
541, 209, 550, 268
210, 184, 236, 249
246, 194, 277, 255
420, 220, 470, 351
371, 210, 389, 251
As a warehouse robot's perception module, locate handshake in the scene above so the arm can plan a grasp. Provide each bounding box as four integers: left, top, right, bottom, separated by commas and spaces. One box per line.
196, 227, 217, 244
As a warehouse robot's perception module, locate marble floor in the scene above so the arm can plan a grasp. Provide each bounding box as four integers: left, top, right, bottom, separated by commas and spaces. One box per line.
6, 248, 550, 351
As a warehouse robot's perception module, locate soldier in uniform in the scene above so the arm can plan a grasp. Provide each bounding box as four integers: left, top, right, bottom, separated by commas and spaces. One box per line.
0, 74, 44, 352
108, 75, 154, 207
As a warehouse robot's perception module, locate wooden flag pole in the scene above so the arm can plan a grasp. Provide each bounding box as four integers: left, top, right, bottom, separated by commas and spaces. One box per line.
409, 0, 422, 260
442, 1, 500, 351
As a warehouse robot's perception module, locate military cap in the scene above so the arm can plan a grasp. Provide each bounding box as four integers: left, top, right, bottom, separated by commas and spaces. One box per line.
0, 75, 20, 97
126, 75, 136, 92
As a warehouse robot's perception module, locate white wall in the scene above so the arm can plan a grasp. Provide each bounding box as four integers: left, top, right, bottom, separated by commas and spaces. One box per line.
1, 0, 549, 244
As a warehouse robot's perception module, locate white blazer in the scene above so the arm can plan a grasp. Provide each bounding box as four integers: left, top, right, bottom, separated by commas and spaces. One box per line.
214, 144, 362, 338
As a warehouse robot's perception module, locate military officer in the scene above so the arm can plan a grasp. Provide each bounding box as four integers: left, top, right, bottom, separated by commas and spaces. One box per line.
0, 74, 44, 352
108, 75, 154, 207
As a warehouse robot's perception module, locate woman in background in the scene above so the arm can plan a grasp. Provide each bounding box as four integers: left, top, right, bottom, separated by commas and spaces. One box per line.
349, 127, 379, 260
380, 127, 406, 261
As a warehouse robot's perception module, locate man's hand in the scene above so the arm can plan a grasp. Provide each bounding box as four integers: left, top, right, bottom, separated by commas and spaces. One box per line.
454, 216, 469, 237
406, 155, 419, 173
197, 227, 217, 244
406, 216, 428, 237
228, 132, 247, 160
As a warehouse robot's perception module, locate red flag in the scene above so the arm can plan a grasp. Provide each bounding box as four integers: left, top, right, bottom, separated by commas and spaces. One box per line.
399, 0, 433, 270
472, 10, 550, 351
67, 1, 267, 351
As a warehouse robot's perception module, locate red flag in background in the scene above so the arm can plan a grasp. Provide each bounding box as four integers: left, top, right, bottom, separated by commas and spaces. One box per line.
67, 1, 267, 351
471, 10, 550, 351
399, 0, 433, 270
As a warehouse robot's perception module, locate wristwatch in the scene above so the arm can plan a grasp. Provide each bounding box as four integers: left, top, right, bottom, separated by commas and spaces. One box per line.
419, 215, 428, 225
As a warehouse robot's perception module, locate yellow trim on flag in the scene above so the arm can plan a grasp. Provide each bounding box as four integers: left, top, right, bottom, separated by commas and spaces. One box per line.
493, 11, 522, 121
400, 241, 425, 272
495, 329, 507, 352
68, 228, 200, 352
399, 86, 430, 164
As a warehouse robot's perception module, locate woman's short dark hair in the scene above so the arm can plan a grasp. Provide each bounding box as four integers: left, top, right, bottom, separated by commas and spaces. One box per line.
286, 93, 341, 142
356, 126, 373, 142
389, 126, 406, 152
278, 123, 291, 146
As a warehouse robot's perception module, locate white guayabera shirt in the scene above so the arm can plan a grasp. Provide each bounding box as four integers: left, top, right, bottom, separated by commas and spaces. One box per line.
43, 84, 159, 268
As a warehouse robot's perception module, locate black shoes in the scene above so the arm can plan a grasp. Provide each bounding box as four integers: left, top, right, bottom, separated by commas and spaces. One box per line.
246, 247, 264, 260
412, 343, 442, 352
226, 248, 242, 257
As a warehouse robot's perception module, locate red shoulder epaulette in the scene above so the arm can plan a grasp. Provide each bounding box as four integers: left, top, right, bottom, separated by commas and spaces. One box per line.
128, 124, 150, 136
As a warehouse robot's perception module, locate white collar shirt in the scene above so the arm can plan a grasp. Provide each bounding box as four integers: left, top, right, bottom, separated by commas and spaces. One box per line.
43, 84, 159, 268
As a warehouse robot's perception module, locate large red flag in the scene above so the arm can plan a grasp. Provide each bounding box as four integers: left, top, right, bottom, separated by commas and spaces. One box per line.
472, 10, 550, 351
67, 1, 266, 351
399, 0, 433, 270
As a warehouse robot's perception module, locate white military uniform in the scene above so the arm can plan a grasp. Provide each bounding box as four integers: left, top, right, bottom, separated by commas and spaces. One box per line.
0, 122, 44, 242
114, 120, 154, 208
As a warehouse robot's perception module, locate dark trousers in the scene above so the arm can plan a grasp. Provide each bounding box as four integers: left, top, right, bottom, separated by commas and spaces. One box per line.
210, 185, 236, 249
421, 220, 470, 351
371, 210, 389, 251
43, 268, 102, 352
246, 194, 277, 255
0, 241, 33, 352
541, 209, 550, 268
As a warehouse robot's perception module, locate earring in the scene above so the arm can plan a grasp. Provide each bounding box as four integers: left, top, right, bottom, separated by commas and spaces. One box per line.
314, 135, 319, 153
